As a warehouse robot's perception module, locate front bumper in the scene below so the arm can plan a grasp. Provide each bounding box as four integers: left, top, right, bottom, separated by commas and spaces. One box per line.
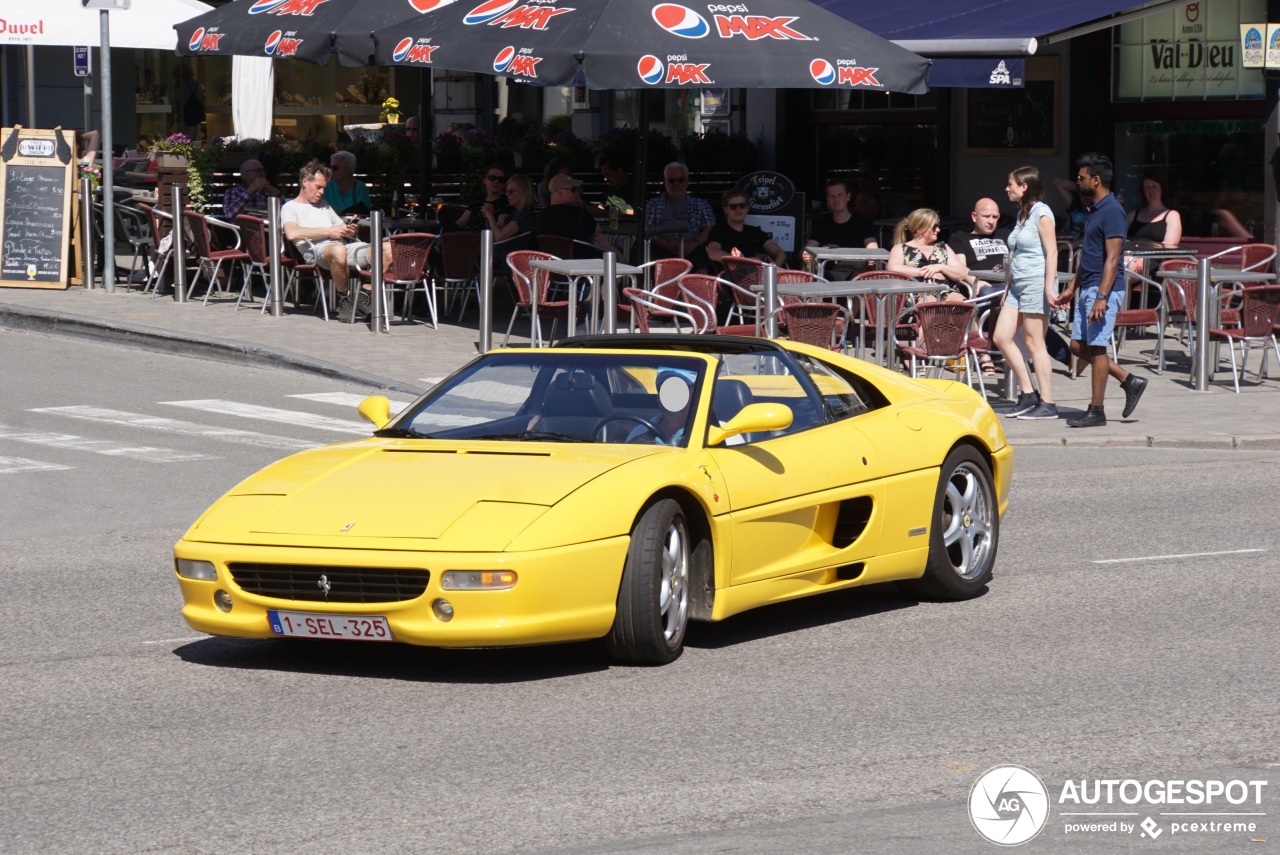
174, 536, 629, 647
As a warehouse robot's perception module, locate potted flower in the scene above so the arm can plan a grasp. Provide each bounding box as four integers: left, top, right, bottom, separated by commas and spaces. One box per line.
153, 132, 194, 168
78, 162, 102, 190
382, 96, 401, 125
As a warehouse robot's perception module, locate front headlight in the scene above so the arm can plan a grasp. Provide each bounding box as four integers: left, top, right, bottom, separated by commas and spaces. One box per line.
440, 570, 517, 591
176, 559, 218, 581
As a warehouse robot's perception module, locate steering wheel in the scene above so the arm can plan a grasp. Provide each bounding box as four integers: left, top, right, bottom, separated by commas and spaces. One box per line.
593, 413, 665, 444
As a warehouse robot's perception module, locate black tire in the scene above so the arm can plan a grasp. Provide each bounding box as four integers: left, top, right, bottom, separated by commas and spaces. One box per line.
904, 446, 998, 601
605, 499, 690, 665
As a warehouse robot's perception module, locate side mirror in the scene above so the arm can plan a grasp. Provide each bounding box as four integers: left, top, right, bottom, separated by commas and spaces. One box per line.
357, 395, 392, 430
707, 402, 793, 446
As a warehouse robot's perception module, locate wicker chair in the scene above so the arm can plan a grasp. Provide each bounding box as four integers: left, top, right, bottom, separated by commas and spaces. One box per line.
1206, 285, 1280, 392
358, 232, 437, 329
622, 286, 712, 334
1111, 267, 1168, 373
232, 214, 296, 312
894, 301, 979, 389
758, 301, 850, 351
182, 209, 251, 305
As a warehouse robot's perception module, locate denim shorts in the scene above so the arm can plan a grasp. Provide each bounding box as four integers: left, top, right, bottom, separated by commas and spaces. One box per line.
1006, 278, 1050, 314
1072, 285, 1124, 346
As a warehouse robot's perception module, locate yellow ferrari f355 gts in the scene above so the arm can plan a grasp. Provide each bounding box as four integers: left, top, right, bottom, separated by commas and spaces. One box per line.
175, 335, 1012, 665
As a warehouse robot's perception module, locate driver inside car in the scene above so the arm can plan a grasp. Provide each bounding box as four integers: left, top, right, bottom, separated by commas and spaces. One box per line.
626, 370, 695, 445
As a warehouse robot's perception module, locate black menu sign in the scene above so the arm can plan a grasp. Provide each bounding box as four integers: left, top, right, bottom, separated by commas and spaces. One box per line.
0, 127, 75, 289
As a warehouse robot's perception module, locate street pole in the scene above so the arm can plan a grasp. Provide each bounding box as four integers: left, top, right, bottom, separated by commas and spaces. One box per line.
603, 250, 618, 335
99, 9, 115, 294
1192, 257, 1210, 391
762, 263, 778, 338
171, 185, 187, 303
478, 228, 493, 352
267, 196, 283, 317
370, 210, 385, 332
79, 177, 96, 289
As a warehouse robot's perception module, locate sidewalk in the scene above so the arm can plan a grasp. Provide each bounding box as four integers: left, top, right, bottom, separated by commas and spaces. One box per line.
3, 284, 1279, 450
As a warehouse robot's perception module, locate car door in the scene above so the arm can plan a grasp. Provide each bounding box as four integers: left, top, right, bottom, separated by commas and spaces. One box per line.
704, 350, 887, 586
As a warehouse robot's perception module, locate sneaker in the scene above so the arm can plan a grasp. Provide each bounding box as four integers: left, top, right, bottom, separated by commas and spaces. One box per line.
1003, 391, 1040, 417
1067, 406, 1107, 428
1121, 374, 1148, 418
354, 289, 373, 320
336, 291, 358, 323
1017, 401, 1059, 420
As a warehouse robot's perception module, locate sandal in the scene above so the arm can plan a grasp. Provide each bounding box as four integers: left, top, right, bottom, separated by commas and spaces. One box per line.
981, 359, 997, 375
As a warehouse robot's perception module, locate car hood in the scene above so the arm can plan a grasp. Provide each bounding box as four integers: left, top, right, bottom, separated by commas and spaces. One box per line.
188, 440, 669, 548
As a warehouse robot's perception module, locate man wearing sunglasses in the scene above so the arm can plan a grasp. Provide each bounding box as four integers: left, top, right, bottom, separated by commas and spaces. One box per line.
707, 188, 787, 268
455, 163, 511, 230
646, 162, 714, 271
535, 173, 617, 254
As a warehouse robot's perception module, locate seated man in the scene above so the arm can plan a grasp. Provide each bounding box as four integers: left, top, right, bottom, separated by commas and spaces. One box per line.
626, 370, 695, 446
707, 188, 787, 268
535, 173, 617, 255
801, 176, 878, 280
645, 162, 714, 272
321, 150, 371, 216
281, 159, 392, 323
223, 159, 280, 219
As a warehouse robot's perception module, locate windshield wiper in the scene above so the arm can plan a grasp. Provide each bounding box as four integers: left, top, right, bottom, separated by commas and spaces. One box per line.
466, 431, 595, 443
374, 427, 434, 438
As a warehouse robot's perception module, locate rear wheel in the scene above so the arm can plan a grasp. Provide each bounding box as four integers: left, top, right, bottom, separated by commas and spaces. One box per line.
904, 446, 998, 600
606, 499, 689, 665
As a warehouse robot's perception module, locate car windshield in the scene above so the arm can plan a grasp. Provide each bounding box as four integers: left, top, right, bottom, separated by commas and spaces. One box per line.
384, 352, 707, 446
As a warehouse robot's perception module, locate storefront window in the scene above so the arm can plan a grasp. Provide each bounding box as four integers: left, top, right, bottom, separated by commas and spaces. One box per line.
1116, 120, 1263, 238
815, 124, 942, 224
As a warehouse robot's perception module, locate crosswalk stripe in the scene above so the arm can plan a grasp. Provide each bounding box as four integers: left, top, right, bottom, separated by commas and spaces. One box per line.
0, 456, 73, 474
31, 406, 315, 451
0, 427, 213, 462
288, 392, 410, 415
158, 400, 369, 435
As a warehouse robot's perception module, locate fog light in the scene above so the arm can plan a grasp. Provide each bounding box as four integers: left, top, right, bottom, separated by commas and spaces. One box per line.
214, 590, 233, 612
432, 598, 454, 622
177, 559, 217, 581
441, 570, 517, 591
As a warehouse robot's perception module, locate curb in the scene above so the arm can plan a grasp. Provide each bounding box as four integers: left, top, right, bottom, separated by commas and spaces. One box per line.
1, 303, 425, 398
1009, 433, 1280, 450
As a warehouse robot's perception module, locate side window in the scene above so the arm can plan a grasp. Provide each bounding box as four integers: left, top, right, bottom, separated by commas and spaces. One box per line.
713, 352, 824, 442
792, 353, 886, 422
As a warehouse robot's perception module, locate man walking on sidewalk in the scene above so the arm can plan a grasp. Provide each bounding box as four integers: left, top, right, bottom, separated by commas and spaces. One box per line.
1053, 153, 1147, 428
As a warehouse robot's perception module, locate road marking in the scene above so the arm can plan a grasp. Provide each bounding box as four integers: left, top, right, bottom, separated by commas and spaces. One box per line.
0, 426, 213, 462
0, 455, 73, 474
158, 400, 369, 434
32, 406, 315, 451
1092, 548, 1266, 565
288, 392, 410, 415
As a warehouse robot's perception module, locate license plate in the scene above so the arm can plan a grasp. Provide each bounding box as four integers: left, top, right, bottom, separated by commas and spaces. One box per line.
268, 610, 393, 642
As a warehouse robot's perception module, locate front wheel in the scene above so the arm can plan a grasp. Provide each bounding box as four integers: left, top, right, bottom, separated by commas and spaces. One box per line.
904, 446, 998, 601
605, 499, 690, 665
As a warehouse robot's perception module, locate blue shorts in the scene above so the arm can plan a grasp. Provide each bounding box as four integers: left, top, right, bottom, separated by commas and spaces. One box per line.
1072, 285, 1124, 346
1006, 278, 1050, 314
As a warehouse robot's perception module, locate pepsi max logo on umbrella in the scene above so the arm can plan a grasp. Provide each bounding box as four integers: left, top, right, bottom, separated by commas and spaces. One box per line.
465, 0, 572, 29
249, 0, 331, 16
810, 59, 881, 87
264, 30, 305, 57
393, 37, 440, 63
715, 13, 809, 40
638, 55, 665, 84
188, 28, 225, 52
651, 4, 710, 38
409, 0, 456, 11
493, 46, 542, 77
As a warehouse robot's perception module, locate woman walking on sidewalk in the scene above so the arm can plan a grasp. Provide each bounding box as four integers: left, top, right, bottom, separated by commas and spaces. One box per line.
996, 166, 1060, 420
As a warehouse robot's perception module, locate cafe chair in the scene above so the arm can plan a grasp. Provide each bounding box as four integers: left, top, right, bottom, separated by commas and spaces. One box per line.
893, 301, 978, 389
759, 301, 851, 351
281, 238, 333, 321
1110, 268, 1169, 373
1206, 285, 1280, 393
1158, 258, 1242, 374
110, 202, 155, 290
677, 274, 760, 336
622, 287, 712, 334
436, 230, 482, 319
232, 214, 296, 313
505, 250, 585, 347
182, 209, 251, 305
852, 270, 915, 348
137, 203, 174, 296
359, 232, 437, 330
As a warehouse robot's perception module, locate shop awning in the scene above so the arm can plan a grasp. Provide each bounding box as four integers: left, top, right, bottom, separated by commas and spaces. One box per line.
0, 0, 211, 50
816, 0, 1174, 87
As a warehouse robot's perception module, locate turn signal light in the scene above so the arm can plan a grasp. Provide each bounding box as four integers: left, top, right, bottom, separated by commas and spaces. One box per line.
441, 570, 517, 591
177, 559, 217, 581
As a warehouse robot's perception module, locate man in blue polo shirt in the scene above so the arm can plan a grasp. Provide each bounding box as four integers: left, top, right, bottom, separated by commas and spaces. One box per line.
1052, 153, 1147, 428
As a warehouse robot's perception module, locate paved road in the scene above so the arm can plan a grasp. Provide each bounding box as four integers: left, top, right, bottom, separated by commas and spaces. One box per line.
1, 332, 1275, 854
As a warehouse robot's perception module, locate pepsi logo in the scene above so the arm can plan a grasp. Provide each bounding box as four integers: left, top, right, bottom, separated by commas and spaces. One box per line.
248, 0, 289, 14
465, 0, 519, 25
188, 28, 205, 51
393, 37, 415, 61
652, 4, 709, 38
493, 45, 517, 72
407, 0, 453, 11
809, 59, 835, 85
264, 30, 283, 54
637, 55, 664, 85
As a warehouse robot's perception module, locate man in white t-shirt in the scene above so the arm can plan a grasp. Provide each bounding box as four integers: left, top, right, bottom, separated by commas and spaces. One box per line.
281, 160, 392, 322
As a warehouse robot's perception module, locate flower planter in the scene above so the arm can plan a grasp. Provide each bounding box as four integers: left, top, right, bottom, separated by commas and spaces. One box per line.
156, 152, 189, 169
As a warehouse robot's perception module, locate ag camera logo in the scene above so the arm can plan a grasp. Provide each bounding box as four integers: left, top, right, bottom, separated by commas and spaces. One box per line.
969, 765, 1050, 846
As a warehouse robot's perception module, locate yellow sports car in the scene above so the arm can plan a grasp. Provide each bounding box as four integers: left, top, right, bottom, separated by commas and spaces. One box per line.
175, 335, 1012, 665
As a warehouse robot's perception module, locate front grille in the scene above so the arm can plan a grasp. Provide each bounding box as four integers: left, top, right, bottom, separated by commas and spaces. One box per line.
228, 563, 430, 604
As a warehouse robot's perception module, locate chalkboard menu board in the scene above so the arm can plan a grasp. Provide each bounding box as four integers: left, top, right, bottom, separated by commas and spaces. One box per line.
0, 127, 74, 289
963, 58, 1059, 155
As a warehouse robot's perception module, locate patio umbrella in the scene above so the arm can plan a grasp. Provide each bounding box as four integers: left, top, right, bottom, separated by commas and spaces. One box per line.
173, 0, 451, 65
367, 0, 929, 93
